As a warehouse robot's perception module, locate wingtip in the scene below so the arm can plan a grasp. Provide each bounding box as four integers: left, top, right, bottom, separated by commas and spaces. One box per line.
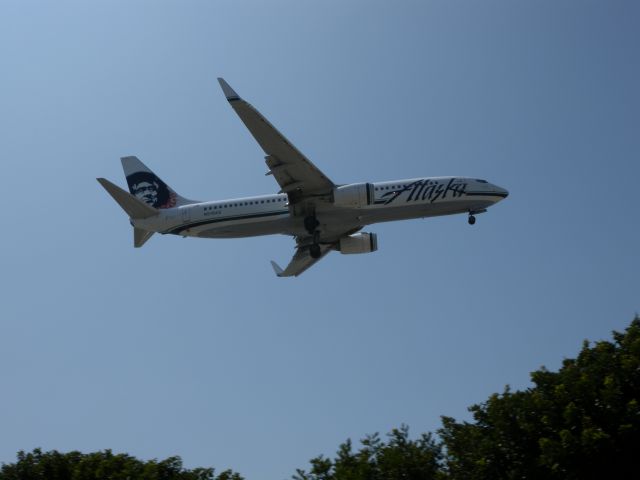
217, 77, 240, 101
270, 260, 285, 277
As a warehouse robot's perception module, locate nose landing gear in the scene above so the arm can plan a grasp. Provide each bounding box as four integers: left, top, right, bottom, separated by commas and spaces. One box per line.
468, 208, 486, 225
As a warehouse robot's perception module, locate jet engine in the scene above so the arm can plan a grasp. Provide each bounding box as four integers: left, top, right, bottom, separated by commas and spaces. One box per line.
333, 183, 375, 208
337, 232, 378, 255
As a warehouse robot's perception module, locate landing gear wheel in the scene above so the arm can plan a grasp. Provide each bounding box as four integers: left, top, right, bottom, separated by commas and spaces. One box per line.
309, 244, 322, 259
304, 216, 320, 234
468, 215, 476, 225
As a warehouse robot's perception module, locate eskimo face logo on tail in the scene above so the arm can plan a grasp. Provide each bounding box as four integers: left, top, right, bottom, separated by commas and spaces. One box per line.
126, 171, 176, 209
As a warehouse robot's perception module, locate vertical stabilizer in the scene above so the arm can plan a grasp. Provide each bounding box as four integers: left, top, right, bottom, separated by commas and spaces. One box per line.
121, 156, 198, 209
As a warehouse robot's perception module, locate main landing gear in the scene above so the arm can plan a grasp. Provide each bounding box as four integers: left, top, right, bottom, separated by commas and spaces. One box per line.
304, 216, 320, 233
305, 215, 322, 259
309, 243, 322, 259
468, 214, 476, 225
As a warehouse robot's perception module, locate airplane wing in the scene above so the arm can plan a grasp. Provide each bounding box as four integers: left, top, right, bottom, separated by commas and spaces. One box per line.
270, 243, 332, 278
217, 78, 335, 202
269, 226, 363, 277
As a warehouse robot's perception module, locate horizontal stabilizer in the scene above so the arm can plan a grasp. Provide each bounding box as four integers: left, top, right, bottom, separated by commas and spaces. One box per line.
97, 178, 159, 219
134, 227, 154, 248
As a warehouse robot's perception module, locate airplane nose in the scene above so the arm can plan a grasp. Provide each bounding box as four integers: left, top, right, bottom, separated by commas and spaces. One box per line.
494, 185, 509, 199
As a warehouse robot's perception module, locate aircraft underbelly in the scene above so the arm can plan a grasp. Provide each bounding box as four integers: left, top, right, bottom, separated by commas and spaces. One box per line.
195, 215, 295, 238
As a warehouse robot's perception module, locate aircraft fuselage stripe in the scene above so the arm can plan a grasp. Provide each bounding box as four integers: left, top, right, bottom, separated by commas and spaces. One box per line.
465, 192, 509, 198
166, 210, 288, 235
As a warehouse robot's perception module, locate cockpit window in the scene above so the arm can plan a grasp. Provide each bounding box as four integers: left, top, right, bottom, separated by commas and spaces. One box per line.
476, 179, 488, 183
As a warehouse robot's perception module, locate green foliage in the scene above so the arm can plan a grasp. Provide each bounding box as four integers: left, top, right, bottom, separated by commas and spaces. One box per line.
293, 425, 442, 480
295, 317, 640, 479
4, 317, 639, 480
438, 316, 640, 479
0, 449, 243, 480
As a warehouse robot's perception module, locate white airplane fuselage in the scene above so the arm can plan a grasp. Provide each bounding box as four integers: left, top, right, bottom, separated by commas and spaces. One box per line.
134, 176, 508, 240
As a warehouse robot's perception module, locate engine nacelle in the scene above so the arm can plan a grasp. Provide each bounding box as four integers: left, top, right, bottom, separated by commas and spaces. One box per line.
338, 232, 378, 255
333, 183, 374, 208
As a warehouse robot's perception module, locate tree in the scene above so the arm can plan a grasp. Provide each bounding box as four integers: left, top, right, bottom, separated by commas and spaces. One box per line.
294, 317, 640, 479
4, 318, 639, 480
439, 316, 640, 479
0, 449, 243, 480
293, 425, 442, 480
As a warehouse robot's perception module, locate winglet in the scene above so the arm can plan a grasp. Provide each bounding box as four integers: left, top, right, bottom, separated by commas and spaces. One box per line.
270, 260, 285, 277
217, 78, 240, 101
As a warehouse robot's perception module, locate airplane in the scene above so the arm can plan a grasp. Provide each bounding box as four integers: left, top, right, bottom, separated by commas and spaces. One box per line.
98, 78, 509, 277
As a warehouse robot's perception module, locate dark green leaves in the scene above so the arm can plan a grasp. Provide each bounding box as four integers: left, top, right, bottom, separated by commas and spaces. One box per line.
0, 449, 243, 480
293, 425, 442, 480
296, 317, 640, 480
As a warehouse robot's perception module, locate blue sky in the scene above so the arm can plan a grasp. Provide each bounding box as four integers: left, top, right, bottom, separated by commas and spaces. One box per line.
1, 1, 638, 478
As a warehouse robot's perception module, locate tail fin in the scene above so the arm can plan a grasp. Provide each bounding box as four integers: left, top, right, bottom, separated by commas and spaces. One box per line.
121, 156, 198, 209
